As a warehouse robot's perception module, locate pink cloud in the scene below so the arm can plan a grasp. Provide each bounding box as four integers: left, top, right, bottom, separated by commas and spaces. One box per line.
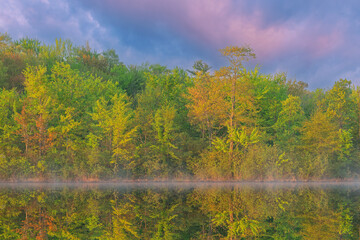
0, 1, 29, 29
93, 0, 344, 62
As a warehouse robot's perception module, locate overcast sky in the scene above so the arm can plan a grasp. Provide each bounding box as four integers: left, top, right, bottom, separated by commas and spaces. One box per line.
1, 0, 360, 89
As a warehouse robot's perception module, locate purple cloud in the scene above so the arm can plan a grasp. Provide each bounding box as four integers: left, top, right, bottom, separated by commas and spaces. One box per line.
1, 0, 360, 88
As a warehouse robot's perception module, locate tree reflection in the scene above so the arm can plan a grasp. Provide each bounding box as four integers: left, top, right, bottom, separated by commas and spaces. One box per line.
0, 184, 358, 239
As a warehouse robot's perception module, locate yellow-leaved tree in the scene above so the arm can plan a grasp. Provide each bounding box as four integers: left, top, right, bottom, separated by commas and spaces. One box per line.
187, 46, 258, 179
92, 93, 137, 176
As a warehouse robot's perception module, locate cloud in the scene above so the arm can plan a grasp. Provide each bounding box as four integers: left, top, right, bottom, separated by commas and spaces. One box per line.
78, 0, 345, 57
0, 1, 29, 29
77, 0, 356, 87
0, 0, 118, 52
1, 0, 360, 88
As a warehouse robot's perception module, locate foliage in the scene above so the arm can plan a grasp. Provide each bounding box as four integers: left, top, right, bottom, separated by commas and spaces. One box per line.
0, 32, 359, 180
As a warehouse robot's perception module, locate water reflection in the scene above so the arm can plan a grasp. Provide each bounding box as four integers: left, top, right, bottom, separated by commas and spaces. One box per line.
0, 183, 359, 239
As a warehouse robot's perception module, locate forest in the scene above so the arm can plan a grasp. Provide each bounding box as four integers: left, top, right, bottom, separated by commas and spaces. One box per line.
0, 32, 359, 181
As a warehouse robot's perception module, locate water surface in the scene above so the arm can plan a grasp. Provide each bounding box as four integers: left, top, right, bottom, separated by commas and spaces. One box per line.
0, 182, 359, 239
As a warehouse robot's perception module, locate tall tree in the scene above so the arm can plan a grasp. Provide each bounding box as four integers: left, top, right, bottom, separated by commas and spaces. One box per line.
215, 46, 257, 178
92, 93, 136, 175
14, 65, 55, 175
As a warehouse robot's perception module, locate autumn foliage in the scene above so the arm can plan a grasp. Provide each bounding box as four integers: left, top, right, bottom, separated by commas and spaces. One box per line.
0, 32, 360, 180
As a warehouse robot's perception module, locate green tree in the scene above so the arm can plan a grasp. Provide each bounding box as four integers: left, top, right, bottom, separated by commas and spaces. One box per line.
14, 65, 55, 175
326, 79, 356, 130
274, 95, 305, 153
300, 110, 338, 178
134, 68, 191, 177
92, 93, 136, 176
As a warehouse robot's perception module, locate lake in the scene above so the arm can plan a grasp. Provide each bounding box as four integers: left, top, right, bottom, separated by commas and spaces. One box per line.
0, 182, 359, 239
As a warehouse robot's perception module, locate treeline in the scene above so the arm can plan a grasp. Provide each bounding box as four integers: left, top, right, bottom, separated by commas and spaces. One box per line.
0, 33, 359, 180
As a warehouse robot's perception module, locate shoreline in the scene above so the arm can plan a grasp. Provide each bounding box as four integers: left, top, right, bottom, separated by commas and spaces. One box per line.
1, 178, 360, 184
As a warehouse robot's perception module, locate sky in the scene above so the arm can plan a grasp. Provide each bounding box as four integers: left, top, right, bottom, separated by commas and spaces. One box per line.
1, 0, 360, 89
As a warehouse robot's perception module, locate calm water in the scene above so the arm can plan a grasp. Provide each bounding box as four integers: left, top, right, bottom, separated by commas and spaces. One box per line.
0, 182, 359, 239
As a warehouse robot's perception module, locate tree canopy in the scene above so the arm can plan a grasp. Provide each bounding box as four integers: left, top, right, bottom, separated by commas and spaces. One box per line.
0, 33, 359, 180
